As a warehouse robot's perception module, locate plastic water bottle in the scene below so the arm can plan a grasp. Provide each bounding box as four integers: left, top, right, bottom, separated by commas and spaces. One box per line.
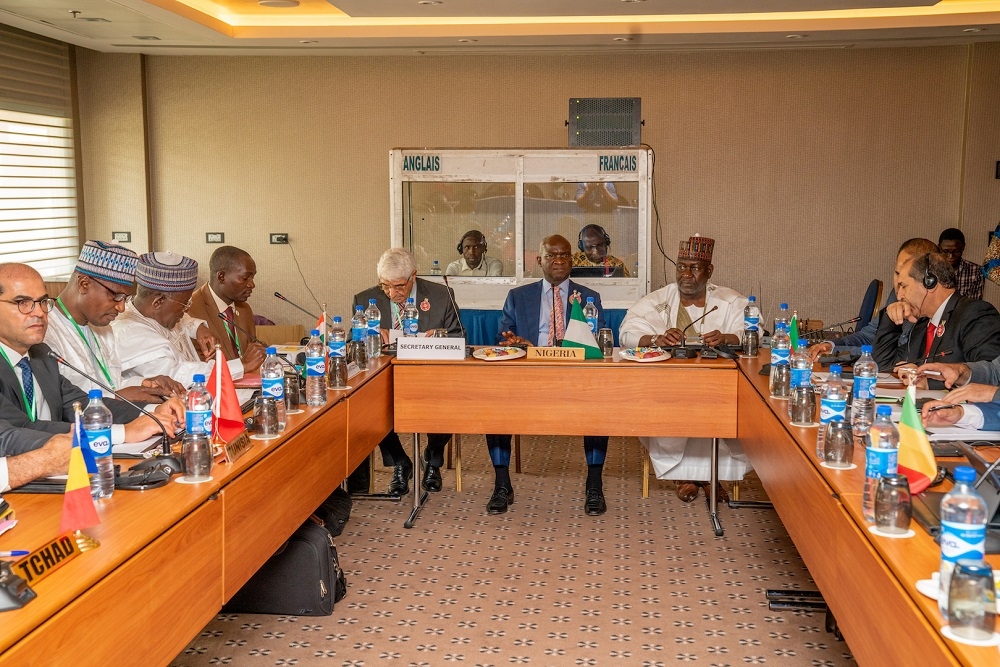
817, 364, 848, 461
351, 306, 366, 349
742, 296, 760, 357
583, 297, 599, 334
261, 346, 286, 431
769, 323, 791, 398
402, 297, 419, 336
431, 260, 442, 276
774, 302, 790, 334
851, 345, 878, 433
365, 298, 382, 359
787, 338, 814, 423
186, 374, 212, 435
305, 328, 327, 406
328, 316, 346, 359
862, 405, 899, 522
939, 466, 988, 619
83, 389, 115, 499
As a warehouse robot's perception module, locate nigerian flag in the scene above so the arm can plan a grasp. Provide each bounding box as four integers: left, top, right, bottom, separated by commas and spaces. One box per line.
897, 384, 938, 494
562, 299, 602, 358
789, 313, 801, 350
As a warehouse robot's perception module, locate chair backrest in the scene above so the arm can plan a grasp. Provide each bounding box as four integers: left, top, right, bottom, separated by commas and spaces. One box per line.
857, 279, 883, 329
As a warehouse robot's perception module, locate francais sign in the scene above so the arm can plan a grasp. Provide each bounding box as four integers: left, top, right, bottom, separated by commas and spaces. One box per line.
396, 338, 467, 360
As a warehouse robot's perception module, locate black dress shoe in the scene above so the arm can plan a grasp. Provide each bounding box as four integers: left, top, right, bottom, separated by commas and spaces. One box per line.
387, 460, 413, 496
486, 487, 514, 515
584, 488, 607, 516
422, 464, 442, 492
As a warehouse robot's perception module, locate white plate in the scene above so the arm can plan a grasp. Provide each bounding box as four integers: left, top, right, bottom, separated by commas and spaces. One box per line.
618, 347, 672, 363
473, 346, 527, 361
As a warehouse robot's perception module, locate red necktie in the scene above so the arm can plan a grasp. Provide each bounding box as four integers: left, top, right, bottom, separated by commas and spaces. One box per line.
549, 285, 565, 346
924, 322, 936, 357
224, 305, 239, 355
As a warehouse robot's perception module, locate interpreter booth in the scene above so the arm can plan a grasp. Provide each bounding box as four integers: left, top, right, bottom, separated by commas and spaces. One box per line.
389, 148, 654, 345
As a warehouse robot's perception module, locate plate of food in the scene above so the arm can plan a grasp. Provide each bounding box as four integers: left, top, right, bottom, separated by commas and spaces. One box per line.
473, 346, 527, 361
619, 347, 672, 363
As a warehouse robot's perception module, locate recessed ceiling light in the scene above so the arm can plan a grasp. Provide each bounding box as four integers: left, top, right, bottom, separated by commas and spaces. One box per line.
133, 35, 161, 40
418, 1, 442, 5
458, 38, 477, 43
786, 34, 807, 39
622, 0, 646, 3
258, 0, 300, 7
299, 40, 318, 44
963, 28, 984, 33
613, 37, 634, 42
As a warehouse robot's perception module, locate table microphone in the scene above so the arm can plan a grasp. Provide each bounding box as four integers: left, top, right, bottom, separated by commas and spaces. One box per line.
802, 317, 862, 338
673, 305, 718, 359
441, 275, 467, 340
274, 291, 320, 320
218, 312, 269, 347
46, 350, 175, 459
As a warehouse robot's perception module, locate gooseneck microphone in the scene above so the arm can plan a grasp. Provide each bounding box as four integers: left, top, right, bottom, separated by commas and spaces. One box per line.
441, 275, 467, 340
802, 316, 863, 339
47, 350, 173, 457
274, 292, 319, 320
218, 311, 268, 346
679, 305, 720, 347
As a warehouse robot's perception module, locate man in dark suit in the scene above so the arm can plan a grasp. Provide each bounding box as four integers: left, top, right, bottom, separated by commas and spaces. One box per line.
187, 245, 267, 370
486, 234, 609, 517
0, 263, 183, 444
874, 252, 1000, 388
353, 248, 462, 496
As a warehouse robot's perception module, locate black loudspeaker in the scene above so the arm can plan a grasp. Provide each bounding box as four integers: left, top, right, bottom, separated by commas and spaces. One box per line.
578, 224, 611, 252
568, 97, 641, 147
923, 263, 938, 289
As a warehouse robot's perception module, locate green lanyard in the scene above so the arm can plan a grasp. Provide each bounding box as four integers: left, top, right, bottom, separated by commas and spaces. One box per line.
0, 346, 35, 421
221, 317, 242, 357
55, 297, 114, 389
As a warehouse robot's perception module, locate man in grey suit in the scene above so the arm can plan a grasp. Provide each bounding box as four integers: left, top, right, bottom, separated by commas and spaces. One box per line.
353, 248, 462, 496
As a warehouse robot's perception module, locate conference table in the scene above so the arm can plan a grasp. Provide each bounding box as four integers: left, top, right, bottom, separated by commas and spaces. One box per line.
0, 358, 393, 667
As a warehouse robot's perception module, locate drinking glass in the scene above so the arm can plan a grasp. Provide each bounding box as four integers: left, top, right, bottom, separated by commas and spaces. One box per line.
874, 474, 912, 534
597, 328, 614, 359
948, 560, 997, 641
823, 420, 855, 468
788, 386, 816, 425
182, 436, 213, 482
284, 371, 301, 412
254, 396, 280, 438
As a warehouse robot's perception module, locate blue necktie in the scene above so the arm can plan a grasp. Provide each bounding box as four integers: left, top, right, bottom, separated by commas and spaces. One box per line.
15, 358, 33, 415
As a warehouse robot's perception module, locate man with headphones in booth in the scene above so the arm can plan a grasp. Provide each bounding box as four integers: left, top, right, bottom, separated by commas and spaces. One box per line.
445, 230, 504, 277
571, 224, 631, 277
874, 251, 1000, 388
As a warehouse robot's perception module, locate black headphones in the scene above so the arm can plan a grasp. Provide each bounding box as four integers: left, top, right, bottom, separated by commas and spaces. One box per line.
457, 232, 487, 254
578, 225, 611, 252
922, 260, 938, 290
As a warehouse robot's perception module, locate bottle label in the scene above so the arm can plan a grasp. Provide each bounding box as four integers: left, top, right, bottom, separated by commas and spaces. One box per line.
367, 319, 380, 337
85, 427, 112, 457
771, 348, 790, 365
186, 409, 212, 435
854, 376, 877, 400
864, 447, 898, 479
403, 318, 418, 336
306, 355, 326, 377
586, 317, 598, 334
262, 377, 284, 401
940, 521, 987, 563
744, 316, 759, 331
329, 340, 346, 358
819, 398, 847, 423
351, 327, 365, 342
790, 367, 811, 388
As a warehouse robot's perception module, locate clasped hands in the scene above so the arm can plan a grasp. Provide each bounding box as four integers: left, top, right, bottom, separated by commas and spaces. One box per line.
650, 328, 728, 347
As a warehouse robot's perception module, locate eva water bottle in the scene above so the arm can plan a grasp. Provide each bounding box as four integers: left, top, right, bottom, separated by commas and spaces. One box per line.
742, 296, 760, 356
402, 297, 419, 336
261, 346, 286, 431
186, 374, 213, 435
817, 364, 848, 461
862, 405, 899, 522
365, 299, 382, 359
584, 297, 599, 334
939, 466, 988, 619
305, 329, 327, 406
83, 390, 115, 499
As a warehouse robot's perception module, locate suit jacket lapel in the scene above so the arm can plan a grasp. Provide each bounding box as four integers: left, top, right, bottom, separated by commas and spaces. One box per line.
28, 352, 61, 417
927, 293, 960, 360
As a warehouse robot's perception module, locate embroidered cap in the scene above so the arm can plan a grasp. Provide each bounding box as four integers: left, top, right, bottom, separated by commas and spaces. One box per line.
135, 251, 199, 292
76, 240, 139, 286
678, 234, 715, 263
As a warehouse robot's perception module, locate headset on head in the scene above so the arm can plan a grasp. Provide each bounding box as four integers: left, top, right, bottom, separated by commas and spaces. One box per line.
922, 257, 938, 290
457, 233, 488, 254
578, 225, 611, 252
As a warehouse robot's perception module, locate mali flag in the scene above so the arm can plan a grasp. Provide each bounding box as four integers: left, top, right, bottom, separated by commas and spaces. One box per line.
897, 384, 938, 494
208, 347, 247, 442
60, 422, 100, 533
561, 298, 602, 359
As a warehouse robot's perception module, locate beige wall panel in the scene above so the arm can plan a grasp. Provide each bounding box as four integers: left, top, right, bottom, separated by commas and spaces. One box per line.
78, 46, 990, 328
74, 50, 149, 251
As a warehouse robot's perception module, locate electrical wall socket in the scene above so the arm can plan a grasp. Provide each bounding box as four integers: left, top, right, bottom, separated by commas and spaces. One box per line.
270, 233, 289, 244
206, 232, 224, 243
111, 231, 131, 243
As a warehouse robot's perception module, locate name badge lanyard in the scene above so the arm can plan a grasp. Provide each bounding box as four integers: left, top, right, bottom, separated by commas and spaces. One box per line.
0, 347, 35, 421
221, 316, 242, 357
55, 297, 114, 389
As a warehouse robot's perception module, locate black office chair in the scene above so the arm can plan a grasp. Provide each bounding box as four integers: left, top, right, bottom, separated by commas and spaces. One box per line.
857, 279, 883, 329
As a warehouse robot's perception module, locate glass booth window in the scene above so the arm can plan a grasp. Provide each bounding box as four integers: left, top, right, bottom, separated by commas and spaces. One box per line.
402, 181, 515, 276
523, 181, 638, 279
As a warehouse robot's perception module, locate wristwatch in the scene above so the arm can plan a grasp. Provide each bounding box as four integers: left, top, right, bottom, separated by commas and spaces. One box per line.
649, 334, 660, 347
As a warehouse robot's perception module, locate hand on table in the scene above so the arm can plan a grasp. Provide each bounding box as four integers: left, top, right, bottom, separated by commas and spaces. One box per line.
500, 331, 532, 347
124, 398, 184, 442
917, 362, 969, 389
945, 382, 999, 404
700, 330, 728, 347
921, 400, 964, 427
661, 328, 684, 346
242, 341, 267, 373
807, 341, 834, 362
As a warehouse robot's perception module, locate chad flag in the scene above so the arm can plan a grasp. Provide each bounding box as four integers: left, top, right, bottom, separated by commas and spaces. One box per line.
898, 384, 938, 494
60, 421, 100, 534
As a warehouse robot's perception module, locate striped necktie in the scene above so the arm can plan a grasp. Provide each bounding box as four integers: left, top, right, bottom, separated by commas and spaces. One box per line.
16, 357, 34, 414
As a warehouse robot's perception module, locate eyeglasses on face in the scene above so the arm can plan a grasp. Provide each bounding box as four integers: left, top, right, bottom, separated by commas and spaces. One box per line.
378, 277, 413, 294
163, 295, 193, 310
0, 297, 55, 314
90, 278, 132, 303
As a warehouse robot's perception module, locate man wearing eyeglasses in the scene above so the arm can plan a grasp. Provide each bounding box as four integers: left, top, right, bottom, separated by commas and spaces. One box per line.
0, 263, 183, 445
45, 241, 186, 403
352, 248, 462, 496
115, 252, 259, 385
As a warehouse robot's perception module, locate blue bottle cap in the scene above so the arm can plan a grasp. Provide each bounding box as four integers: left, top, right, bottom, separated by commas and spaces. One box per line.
266, 346, 277, 355
586, 297, 594, 303
954, 466, 976, 483
355, 305, 363, 311
780, 303, 788, 309
876, 405, 891, 416
193, 374, 205, 383
407, 297, 415, 304
748, 295, 756, 302
829, 364, 842, 374
88, 389, 102, 399
861, 345, 873, 354
311, 329, 320, 336
333, 316, 342, 323
369, 298, 376, 305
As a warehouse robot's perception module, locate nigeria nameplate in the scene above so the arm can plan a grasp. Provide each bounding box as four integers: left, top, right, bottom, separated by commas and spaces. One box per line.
526, 347, 585, 361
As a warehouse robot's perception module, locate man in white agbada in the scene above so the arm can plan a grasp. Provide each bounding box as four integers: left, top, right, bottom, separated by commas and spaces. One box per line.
113, 252, 251, 386
619, 235, 751, 502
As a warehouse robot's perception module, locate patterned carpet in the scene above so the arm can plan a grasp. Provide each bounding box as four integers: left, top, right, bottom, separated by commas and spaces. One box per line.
172, 435, 856, 667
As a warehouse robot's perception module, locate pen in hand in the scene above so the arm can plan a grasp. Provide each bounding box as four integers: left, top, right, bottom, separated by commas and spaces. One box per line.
927, 403, 960, 413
